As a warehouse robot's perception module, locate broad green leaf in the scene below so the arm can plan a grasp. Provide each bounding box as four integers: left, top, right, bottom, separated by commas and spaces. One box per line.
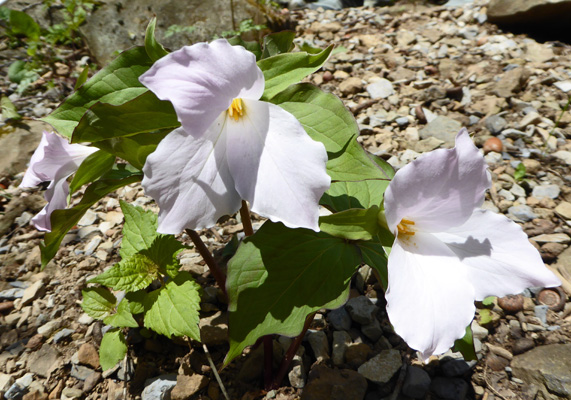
81, 287, 116, 320
74, 66, 89, 90
99, 328, 127, 371
225, 221, 362, 364
90, 253, 159, 292
262, 31, 295, 58
142, 235, 186, 278
227, 36, 262, 60
42, 46, 153, 138
93, 130, 169, 170
119, 200, 159, 259
514, 163, 526, 181
145, 17, 169, 62
319, 206, 380, 241
453, 325, 477, 361
481, 296, 496, 307
258, 45, 333, 101
1, 96, 21, 120
143, 272, 201, 340
40, 173, 142, 267
0, 7, 40, 40
72, 91, 179, 143
321, 180, 387, 213
125, 290, 146, 314
326, 139, 390, 181
357, 239, 389, 290
8, 60, 28, 83
104, 298, 139, 328
69, 150, 116, 194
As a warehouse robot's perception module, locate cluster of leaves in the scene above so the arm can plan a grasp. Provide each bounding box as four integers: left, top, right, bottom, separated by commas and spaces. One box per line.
43, 0, 97, 46
39, 20, 477, 368
219, 18, 267, 39
81, 201, 201, 369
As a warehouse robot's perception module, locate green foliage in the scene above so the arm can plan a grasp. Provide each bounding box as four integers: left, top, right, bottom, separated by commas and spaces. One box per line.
99, 329, 127, 371
220, 19, 266, 38
1, 96, 21, 121
513, 163, 526, 182
44, 0, 96, 45
7, 60, 41, 94
261, 31, 295, 58
319, 206, 380, 241
68, 150, 115, 194
453, 325, 477, 361
163, 24, 196, 39
81, 287, 116, 320
145, 18, 169, 61
103, 299, 139, 328
0, 7, 40, 40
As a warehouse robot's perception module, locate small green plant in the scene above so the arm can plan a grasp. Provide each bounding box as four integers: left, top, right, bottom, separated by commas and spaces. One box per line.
219, 18, 266, 38
513, 163, 526, 182
163, 24, 196, 39
44, 0, 96, 45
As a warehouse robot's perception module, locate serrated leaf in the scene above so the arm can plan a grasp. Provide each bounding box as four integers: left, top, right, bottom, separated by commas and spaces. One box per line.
81, 287, 116, 320
42, 46, 153, 138
1, 96, 21, 120
262, 31, 295, 58
89, 253, 159, 292
453, 325, 477, 361
69, 150, 116, 194
99, 328, 127, 371
143, 272, 201, 340
40, 173, 142, 267
119, 200, 159, 259
142, 235, 185, 278
319, 206, 380, 241
225, 221, 362, 364
258, 46, 333, 101
104, 298, 139, 328
72, 91, 179, 144
125, 290, 146, 314
145, 17, 169, 61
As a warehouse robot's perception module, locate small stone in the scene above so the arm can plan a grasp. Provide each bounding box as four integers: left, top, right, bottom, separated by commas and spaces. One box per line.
361, 318, 383, 342
532, 184, 560, 199
332, 331, 351, 366
83, 371, 101, 392
26, 333, 44, 350
537, 287, 566, 311
483, 137, 503, 154
534, 305, 549, 325
498, 294, 524, 314
471, 320, 488, 341
531, 233, 570, 244
307, 330, 330, 363
555, 202, 571, 220
441, 358, 472, 377
366, 78, 394, 99
402, 366, 431, 399
28, 344, 61, 377
485, 115, 507, 135
302, 365, 367, 400
20, 281, 44, 307
345, 296, 377, 325
487, 343, 513, 361
357, 349, 401, 384
486, 353, 510, 371
345, 343, 371, 369
430, 377, 469, 400
553, 151, 571, 165
77, 343, 100, 369
508, 205, 537, 222
199, 311, 228, 346
419, 116, 462, 147
512, 338, 535, 355
37, 320, 61, 337
554, 80, 571, 93
78, 313, 94, 325
52, 328, 75, 343
78, 209, 97, 226
71, 364, 95, 381
327, 307, 352, 331
339, 77, 363, 96
142, 375, 177, 400
61, 387, 83, 400
170, 374, 209, 400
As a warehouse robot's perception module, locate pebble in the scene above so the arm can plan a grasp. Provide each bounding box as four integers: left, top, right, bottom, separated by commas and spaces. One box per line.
357, 349, 401, 384
52, 328, 75, 343
483, 137, 503, 153
534, 305, 549, 325
345, 296, 377, 325
366, 78, 394, 99
485, 115, 507, 134
142, 375, 177, 400
508, 205, 537, 222
402, 366, 431, 399
430, 377, 468, 400
307, 330, 330, 363
327, 307, 352, 331
332, 331, 351, 366
170, 374, 209, 400
532, 184, 560, 199
512, 338, 535, 355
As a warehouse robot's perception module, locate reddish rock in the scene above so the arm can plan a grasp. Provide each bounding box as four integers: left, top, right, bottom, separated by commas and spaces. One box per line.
483, 137, 503, 154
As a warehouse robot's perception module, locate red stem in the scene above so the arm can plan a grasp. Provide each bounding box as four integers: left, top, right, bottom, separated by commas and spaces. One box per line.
186, 229, 227, 302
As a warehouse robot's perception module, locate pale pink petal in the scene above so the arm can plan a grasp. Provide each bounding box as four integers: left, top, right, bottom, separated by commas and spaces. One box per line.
31, 172, 70, 231
433, 209, 561, 300
386, 232, 475, 361
142, 124, 241, 234
225, 100, 330, 231
384, 129, 491, 234
139, 39, 265, 138
21, 131, 50, 187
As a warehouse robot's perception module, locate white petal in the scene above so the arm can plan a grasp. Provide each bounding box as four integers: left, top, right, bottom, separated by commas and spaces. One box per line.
21, 131, 49, 187
225, 100, 330, 231
31, 172, 70, 231
386, 232, 475, 361
142, 123, 241, 234
384, 129, 491, 233
139, 39, 265, 138
434, 209, 561, 300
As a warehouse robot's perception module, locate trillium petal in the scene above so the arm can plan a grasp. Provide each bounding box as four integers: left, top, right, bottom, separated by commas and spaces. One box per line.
433, 209, 561, 300
142, 124, 241, 234
225, 100, 330, 231
386, 232, 476, 361
384, 129, 491, 234
139, 39, 265, 138
31, 171, 70, 231
21, 132, 49, 187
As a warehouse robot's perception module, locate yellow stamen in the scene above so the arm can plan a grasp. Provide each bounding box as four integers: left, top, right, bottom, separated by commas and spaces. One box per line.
227, 98, 245, 121
397, 218, 415, 236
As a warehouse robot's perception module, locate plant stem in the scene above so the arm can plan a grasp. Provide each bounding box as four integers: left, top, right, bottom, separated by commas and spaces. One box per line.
186, 229, 227, 302
239, 200, 254, 236
271, 312, 316, 389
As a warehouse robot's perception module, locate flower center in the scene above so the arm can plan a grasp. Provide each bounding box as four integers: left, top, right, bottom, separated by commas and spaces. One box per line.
397, 218, 416, 236
227, 98, 245, 121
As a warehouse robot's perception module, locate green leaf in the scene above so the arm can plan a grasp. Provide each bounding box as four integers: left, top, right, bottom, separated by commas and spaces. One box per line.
481, 296, 496, 307
99, 328, 127, 371
258, 45, 333, 101
143, 272, 201, 340
321, 180, 387, 213
0, 7, 40, 40
40, 173, 142, 267
326, 139, 392, 181
514, 163, 526, 181
319, 206, 380, 241
72, 91, 179, 143
262, 31, 295, 58
1, 96, 21, 120
453, 325, 477, 361
357, 239, 389, 290
42, 46, 153, 138
104, 298, 139, 328
8, 60, 27, 83
74, 66, 89, 91
142, 235, 186, 279
90, 253, 159, 292
69, 150, 116, 194
93, 130, 169, 170
227, 36, 262, 60
225, 221, 362, 364
81, 287, 117, 320
145, 17, 169, 62
125, 290, 146, 314
119, 200, 159, 259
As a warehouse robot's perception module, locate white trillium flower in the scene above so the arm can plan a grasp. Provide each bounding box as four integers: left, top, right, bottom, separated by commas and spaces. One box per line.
138, 39, 331, 234
383, 129, 560, 361
20, 131, 97, 231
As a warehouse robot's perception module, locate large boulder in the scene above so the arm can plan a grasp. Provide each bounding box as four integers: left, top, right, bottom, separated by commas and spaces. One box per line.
487, 0, 571, 26
0, 120, 49, 178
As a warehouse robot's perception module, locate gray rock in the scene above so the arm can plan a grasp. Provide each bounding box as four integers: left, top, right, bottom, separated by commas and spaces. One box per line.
142, 374, 177, 400
357, 349, 401, 384
485, 115, 507, 135
307, 330, 330, 363
441, 358, 472, 377
53, 328, 75, 343
532, 184, 560, 199
302, 365, 367, 400
402, 366, 431, 399
71, 364, 95, 381
327, 307, 352, 331
553, 151, 571, 165
61, 387, 84, 400
503, 128, 531, 138
345, 296, 377, 325
554, 80, 571, 93
396, 116, 410, 127
332, 331, 351, 366
288, 350, 306, 389
27, 343, 61, 377
419, 116, 462, 147
361, 318, 383, 342
512, 344, 571, 398
199, 311, 228, 346
430, 377, 469, 400
366, 79, 394, 99
534, 305, 549, 325
0, 288, 24, 300
508, 205, 537, 222
471, 320, 489, 341
487, 0, 571, 28
0, 120, 47, 177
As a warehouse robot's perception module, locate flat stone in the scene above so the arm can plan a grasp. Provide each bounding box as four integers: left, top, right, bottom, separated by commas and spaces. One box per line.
485, 114, 507, 134
0, 373, 14, 392
339, 77, 363, 96
199, 311, 228, 346
142, 374, 177, 400
530, 233, 570, 244
332, 331, 351, 366
77, 343, 100, 369
327, 307, 352, 331
307, 330, 330, 363
301, 364, 367, 400
361, 318, 383, 342
555, 201, 571, 220
554, 80, 571, 93
508, 205, 537, 222
357, 349, 401, 384
419, 116, 462, 147
170, 374, 209, 400
553, 151, 571, 165
345, 296, 377, 325
402, 366, 431, 399
27, 344, 61, 377
512, 344, 571, 398
71, 364, 95, 381
430, 377, 469, 400
532, 184, 560, 199
61, 387, 83, 400
366, 78, 394, 99
37, 319, 61, 337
